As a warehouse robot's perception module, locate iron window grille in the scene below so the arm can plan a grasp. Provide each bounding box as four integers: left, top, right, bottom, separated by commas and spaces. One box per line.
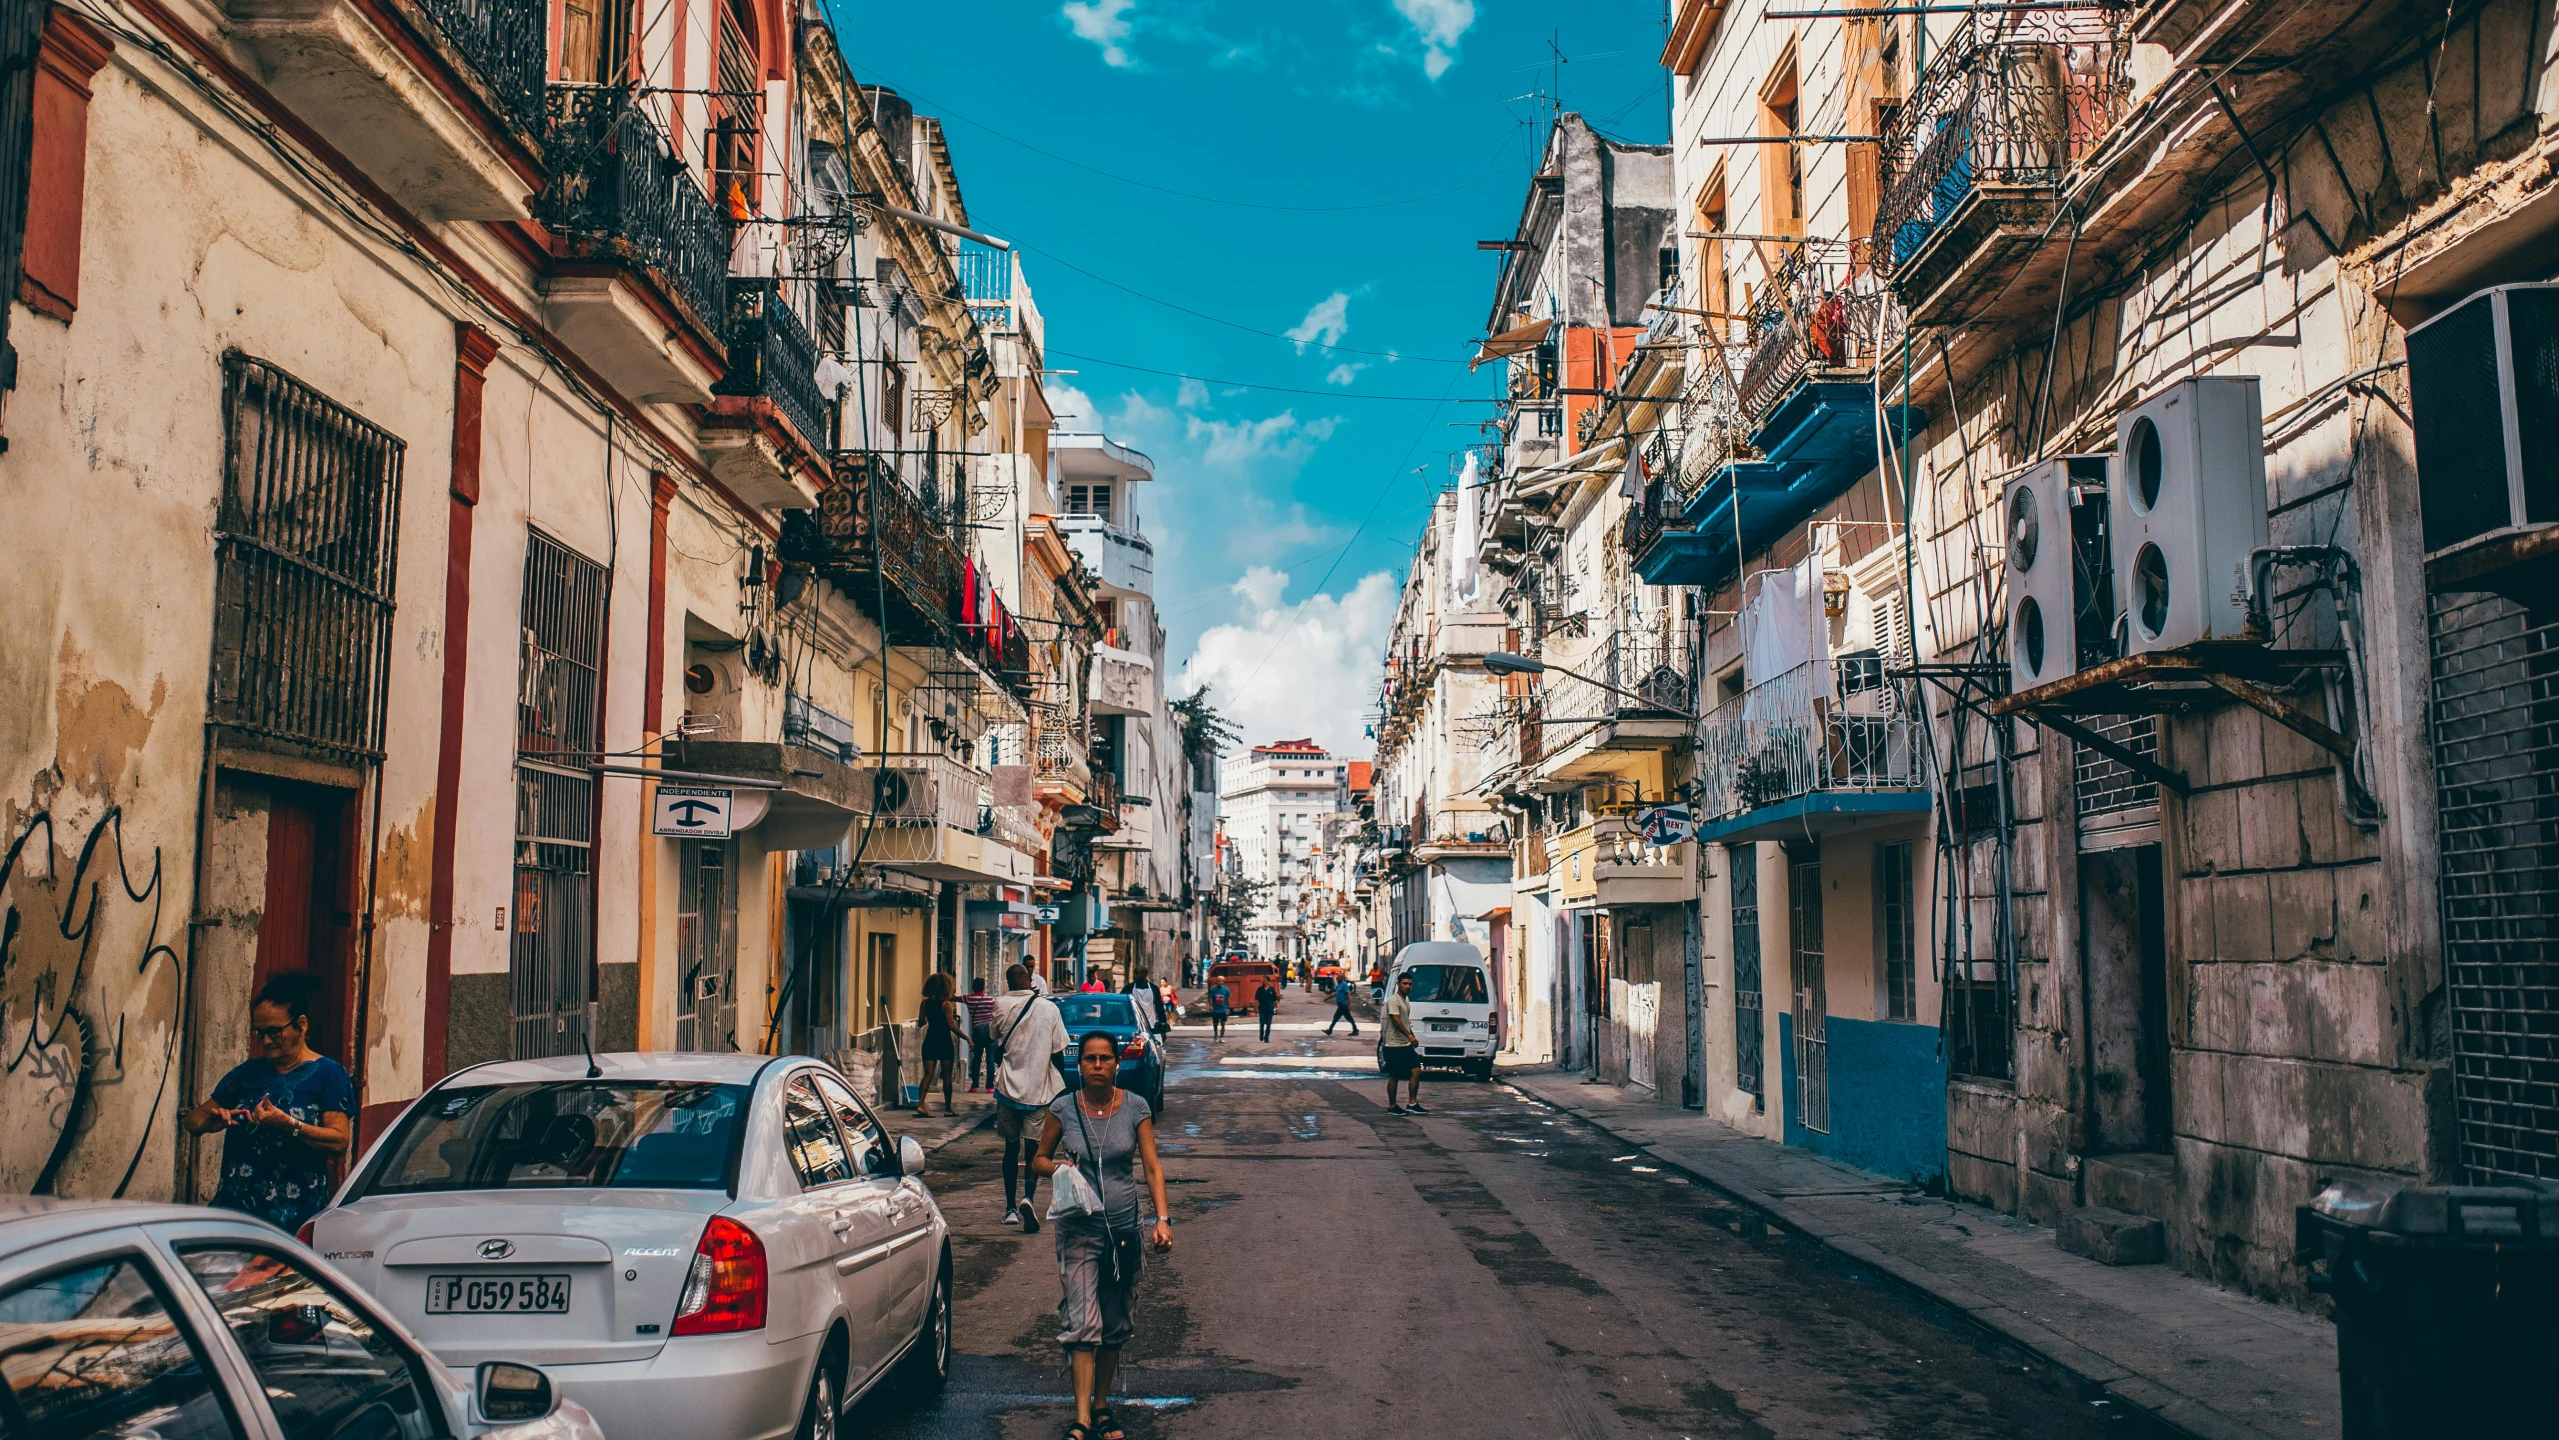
2430, 590, 2559, 1183
210, 353, 408, 766
513, 531, 608, 1061
1732, 845, 1765, 1101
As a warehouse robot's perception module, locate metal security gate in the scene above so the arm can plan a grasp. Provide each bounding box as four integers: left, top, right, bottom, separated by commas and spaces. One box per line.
1792, 846, 1830, 1134
1731, 844, 1764, 1101
2431, 589, 2559, 1182
512, 532, 606, 1060
674, 841, 736, 1051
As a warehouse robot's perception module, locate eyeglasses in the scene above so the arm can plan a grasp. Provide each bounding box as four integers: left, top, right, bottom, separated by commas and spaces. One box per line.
251, 1023, 298, 1042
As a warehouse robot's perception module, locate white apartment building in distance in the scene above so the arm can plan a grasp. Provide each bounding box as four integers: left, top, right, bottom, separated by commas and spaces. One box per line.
1220, 740, 1347, 965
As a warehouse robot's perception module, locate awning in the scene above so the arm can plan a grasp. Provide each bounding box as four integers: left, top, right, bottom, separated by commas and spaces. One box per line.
1513, 437, 1627, 496
1471, 317, 1554, 370
657, 740, 863, 851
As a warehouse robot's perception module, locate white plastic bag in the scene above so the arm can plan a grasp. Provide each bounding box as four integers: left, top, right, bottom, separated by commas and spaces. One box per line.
1047, 1162, 1103, 1221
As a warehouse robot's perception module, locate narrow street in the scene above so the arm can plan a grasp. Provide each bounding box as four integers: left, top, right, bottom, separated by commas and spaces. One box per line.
856, 987, 2128, 1440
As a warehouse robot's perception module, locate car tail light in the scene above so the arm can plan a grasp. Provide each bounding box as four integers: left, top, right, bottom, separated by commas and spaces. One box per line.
295, 1220, 317, 1247
1119, 1041, 1147, 1061
671, 1217, 767, 1336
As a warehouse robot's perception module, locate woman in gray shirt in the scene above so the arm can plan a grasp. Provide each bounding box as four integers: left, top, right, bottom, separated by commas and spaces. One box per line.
1034, 1030, 1173, 1440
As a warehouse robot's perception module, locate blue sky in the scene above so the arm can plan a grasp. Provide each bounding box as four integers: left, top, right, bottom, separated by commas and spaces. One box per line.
827, 1, 1672, 754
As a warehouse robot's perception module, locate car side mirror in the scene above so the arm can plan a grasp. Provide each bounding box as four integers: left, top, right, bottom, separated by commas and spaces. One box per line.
898, 1135, 927, 1176
476, 1361, 557, 1424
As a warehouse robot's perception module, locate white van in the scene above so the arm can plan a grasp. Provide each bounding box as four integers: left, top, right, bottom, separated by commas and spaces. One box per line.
1381, 941, 1498, 1080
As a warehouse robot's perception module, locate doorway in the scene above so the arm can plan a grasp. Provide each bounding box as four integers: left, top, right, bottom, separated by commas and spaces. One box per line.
252, 782, 358, 1065
2079, 843, 2170, 1152
1790, 844, 1829, 1134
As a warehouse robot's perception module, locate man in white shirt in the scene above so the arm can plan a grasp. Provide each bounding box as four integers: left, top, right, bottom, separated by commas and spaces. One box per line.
990, 962, 1072, 1231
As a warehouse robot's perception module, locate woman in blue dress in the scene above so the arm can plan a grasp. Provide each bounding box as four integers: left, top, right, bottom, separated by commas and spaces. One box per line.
184, 973, 355, 1232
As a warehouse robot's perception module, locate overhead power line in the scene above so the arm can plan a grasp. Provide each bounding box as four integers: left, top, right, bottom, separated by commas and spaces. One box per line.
1009, 237, 1469, 365
1044, 348, 1499, 403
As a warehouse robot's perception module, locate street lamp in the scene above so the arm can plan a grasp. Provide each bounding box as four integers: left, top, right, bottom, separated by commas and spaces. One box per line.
1482, 651, 1697, 721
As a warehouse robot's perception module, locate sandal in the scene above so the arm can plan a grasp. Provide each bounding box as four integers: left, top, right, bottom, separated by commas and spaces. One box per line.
1093, 1406, 1125, 1440
1061, 1425, 1090, 1440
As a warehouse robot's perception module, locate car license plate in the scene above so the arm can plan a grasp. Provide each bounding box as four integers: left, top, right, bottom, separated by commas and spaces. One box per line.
425, 1274, 570, 1314
1430, 1019, 1463, 1031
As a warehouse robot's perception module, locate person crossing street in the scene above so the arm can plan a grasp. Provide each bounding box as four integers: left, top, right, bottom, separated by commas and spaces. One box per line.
1254, 976, 1280, 1042
1326, 974, 1360, 1036
1382, 970, 1425, 1114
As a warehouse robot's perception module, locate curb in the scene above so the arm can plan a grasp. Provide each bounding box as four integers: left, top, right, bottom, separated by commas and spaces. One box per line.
1508, 1075, 2289, 1440
914, 1104, 996, 1154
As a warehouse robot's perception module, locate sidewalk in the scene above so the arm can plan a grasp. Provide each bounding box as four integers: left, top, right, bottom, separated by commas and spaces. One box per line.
889, 1087, 995, 1154
1504, 1068, 2340, 1440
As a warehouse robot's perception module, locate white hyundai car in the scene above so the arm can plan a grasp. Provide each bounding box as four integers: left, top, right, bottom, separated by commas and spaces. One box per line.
0, 1198, 601, 1438
310, 1053, 951, 1440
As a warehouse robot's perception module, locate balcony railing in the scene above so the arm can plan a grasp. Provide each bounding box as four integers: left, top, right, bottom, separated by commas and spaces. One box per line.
416, 0, 548, 140
1738, 246, 1886, 423
1696, 657, 1921, 822
801, 452, 1027, 699
1541, 626, 1695, 733
538, 86, 730, 332
1876, 9, 2134, 279
714, 277, 827, 450
859, 752, 987, 832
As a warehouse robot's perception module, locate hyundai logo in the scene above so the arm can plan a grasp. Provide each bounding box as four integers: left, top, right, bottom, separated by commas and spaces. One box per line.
477, 1239, 514, 1261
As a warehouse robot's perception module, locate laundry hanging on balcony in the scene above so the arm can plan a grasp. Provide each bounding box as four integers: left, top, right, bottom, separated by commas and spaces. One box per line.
1451, 451, 1483, 605
1739, 553, 1830, 725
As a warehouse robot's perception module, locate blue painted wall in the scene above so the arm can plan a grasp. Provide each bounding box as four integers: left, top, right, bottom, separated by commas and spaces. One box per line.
1778, 1013, 1949, 1186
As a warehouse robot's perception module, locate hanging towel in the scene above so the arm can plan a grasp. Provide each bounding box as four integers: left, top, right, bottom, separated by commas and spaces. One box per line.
962, 559, 979, 626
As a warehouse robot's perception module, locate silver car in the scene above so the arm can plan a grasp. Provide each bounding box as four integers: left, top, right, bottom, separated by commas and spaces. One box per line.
309, 1053, 950, 1440
0, 1198, 602, 1438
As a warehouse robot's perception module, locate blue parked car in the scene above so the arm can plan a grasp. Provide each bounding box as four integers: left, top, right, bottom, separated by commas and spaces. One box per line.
1050, 992, 1166, 1113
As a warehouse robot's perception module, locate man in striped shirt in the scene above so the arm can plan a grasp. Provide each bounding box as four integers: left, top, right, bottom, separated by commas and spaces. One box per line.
965, 978, 1001, 1092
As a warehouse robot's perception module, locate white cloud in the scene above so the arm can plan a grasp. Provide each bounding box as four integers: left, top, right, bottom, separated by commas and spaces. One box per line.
1175, 376, 1211, 409
1186, 411, 1315, 468
1285, 291, 1352, 352
1179, 569, 1398, 757
1326, 362, 1368, 385
1393, 0, 1474, 77
1062, 0, 1137, 67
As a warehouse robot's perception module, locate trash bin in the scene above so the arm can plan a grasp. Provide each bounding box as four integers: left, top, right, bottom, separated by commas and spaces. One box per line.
2296, 1176, 2559, 1439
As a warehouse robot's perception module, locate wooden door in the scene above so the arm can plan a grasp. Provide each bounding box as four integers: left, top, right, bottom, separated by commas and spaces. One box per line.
251, 782, 356, 1065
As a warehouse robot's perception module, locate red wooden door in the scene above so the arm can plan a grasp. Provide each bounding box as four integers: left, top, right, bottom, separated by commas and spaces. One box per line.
251, 783, 356, 1066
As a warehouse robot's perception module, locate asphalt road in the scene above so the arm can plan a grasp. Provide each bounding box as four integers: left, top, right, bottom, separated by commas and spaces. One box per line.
852, 986, 2135, 1439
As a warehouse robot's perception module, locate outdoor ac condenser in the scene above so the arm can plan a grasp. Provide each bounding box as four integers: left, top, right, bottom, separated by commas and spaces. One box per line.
2406, 282, 2559, 555
2003, 457, 2108, 695
2110, 377, 2267, 655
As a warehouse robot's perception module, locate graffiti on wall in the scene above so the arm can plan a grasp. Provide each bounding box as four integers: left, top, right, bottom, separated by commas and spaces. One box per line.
0, 805, 178, 1194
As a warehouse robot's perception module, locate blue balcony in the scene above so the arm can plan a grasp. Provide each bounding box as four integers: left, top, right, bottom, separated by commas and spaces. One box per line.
1631, 382, 1922, 590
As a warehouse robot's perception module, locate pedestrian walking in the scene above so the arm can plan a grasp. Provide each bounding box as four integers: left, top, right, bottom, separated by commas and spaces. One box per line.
965, 978, 1000, 1092
1369, 963, 1386, 1005
1254, 978, 1280, 1042
1123, 967, 1167, 1038
1325, 977, 1360, 1037
1207, 979, 1231, 1039
916, 972, 964, 1116
183, 973, 354, 1232
1382, 970, 1426, 1114
992, 963, 1073, 1231
1033, 1031, 1172, 1440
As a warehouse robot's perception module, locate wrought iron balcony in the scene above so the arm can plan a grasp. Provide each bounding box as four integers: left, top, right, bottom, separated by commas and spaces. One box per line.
538, 86, 730, 333
1694, 657, 1924, 830
793, 451, 1028, 703
1738, 247, 1887, 424
415, 0, 547, 140
1875, 8, 2134, 321
714, 277, 828, 450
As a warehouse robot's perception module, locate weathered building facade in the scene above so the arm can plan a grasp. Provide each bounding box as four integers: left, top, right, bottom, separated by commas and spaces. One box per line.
0, 0, 1191, 1202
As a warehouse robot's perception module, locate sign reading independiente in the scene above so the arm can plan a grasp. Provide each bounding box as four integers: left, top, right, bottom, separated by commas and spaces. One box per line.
652, 785, 734, 838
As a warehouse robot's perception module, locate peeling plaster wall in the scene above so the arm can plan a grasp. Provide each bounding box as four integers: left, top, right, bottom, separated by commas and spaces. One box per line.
1883, 0, 2559, 1302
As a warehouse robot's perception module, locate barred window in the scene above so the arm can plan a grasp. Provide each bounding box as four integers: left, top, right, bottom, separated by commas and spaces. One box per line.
210, 354, 407, 765
513, 531, 608, 1061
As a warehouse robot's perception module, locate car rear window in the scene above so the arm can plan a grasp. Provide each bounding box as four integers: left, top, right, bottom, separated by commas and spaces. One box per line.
1054, 995, 1139, 1029
356, 1081, 749, 1197
1405, 965, 1489, 1004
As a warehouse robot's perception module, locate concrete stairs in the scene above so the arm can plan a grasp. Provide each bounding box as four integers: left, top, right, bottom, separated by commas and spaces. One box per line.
2058, 1152, 2174, 1266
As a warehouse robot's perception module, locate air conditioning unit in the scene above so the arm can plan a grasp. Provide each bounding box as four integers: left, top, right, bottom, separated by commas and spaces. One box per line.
2407, 283, 2559, 554
2004, 456, 2111, 693
2111, 377, 2267, 655
863, 764, 940, 825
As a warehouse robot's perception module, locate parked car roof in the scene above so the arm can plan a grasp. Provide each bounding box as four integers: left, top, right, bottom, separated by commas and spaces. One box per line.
447, 1051, 786, 1088
0, 1198, 269, 1260
1394, 942, 1487, 967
